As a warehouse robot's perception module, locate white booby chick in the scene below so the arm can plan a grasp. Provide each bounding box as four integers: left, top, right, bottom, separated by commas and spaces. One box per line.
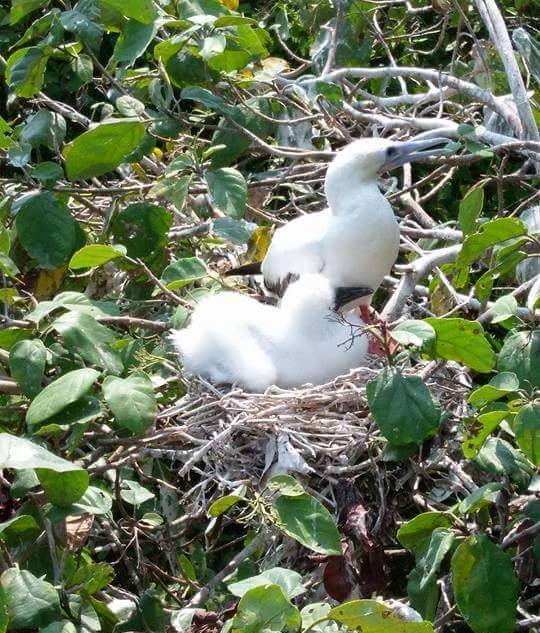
170, 276, 371, 392
226, 136, 449, 307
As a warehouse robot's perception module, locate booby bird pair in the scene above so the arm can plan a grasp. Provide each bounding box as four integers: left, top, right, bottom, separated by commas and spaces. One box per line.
226, 136, 450, 335
171, 275, 371, 392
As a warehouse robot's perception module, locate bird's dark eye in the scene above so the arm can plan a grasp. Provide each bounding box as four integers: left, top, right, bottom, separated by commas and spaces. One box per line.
386, 146, 397, 158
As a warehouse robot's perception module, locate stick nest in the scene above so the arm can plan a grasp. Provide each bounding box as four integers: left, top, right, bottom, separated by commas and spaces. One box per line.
156, 358, 470, 503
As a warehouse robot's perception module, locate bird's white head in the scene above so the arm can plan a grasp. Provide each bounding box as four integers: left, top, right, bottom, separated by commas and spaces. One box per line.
324, 136, 450, 208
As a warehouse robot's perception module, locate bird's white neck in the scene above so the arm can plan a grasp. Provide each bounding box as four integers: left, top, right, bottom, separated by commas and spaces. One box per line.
325, 175, 385, 217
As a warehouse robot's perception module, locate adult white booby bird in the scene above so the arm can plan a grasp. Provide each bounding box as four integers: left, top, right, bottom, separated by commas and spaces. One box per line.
226, 136, 449, 341
171, 276, 371, 392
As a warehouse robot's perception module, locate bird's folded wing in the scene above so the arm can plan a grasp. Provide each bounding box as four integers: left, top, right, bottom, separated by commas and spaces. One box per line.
262, 231, 325, 297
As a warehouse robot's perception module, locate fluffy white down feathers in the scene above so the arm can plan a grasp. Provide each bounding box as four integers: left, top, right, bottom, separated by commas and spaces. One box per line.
170, 275, 368, 392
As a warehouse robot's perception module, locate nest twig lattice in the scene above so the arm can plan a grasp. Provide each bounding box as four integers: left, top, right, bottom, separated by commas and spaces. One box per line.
154, 358, 470, 507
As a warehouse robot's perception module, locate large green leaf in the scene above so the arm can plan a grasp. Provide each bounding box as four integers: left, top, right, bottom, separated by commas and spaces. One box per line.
20, 110, 66, 149
475, 437, 534, 488
16, 193, 79, 269
160, 257, 208, 290
498, 329, 540, 388
458, 185, 484, 235
514, 402, 540, 466
272, 493, 341, 555
462, 410, 508, 458
113, 19, 156, 65
63, 121, 146, 180
0, 433, 89, 506
69, 244, 126, 269
102, 372, 156, 435
206, 168, 247, 218
451, 535, 518, 633
0, 568, 60, 629
366, 367, 441, 446
9, 0, 49, 24
425, 318, 495, 372
101, 0, 157, 23
6, 47, 49, 97
468, 372, 519, 408
328, 600, 434, 633
228, 568, 305, 599
397, 511, 453, 555
52, 311, 123, 375
9, 339, 47, 398
0, 515, 40, 547
458, 483, 502, 515
111, 202, 172, 259
26, 368, 100, 427
231, 584, 302, 633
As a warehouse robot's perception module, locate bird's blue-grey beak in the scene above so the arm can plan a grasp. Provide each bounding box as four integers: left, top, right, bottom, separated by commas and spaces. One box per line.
381, 137, 451, 172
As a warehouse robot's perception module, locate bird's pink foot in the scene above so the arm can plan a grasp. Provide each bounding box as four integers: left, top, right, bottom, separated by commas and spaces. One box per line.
358, 306, 396, 356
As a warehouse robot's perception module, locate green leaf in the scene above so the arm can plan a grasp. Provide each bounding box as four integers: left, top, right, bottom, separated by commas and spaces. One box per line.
113, 18, 156, 65
514, 402, 540, 466
120, 480, 155, 505
111, 202, 172, 259
0, 568, 60, 629
47, 485, 112, 522
425, 318, 495, 373
407, 527, 454, 619
208, 494, 244, 517
267, 474, 305, 496
0, 515, 40, 546
180, 86, 229, 114
328, 599, 434, 633
9, 339, 46, 398
490, 295, 518, 324
200, 33, 226, 59
213, 217, 254, 244
102, 372, 156, 435
498, 329, 540, 388
0, 253, 19, 278
462, 410, 508, 458
458, 186, 484, 235
26, 368, 100, 427
20, 110, 66, 149
228, 568, 305, 599
63, 121, 146, 180
390, 320, 436, 348
0, 433, 89, 506
161, 257, 207, 290
38, 468, 90, 507
32, 162, 64, 185
206, 168, 247, 218
6, 47, 49, 97
66, 561, 114, 595
52, 312, 122, 375
272, 493, 341, 555
366, 367, 441, 446
9, 0, 49, 24
60, 6, 103, 51
26, 291, 118, 323
69, 244, 126, 269
101, 0, 157, 23
468, 372, 519, 408
451, 534, 518, 633
458, 482, 502, 514
16, 193, 79, 269
232, 584, 302, 633
397, 512, 453, 555
457, 218, 527, 270
475, 437, 534, 487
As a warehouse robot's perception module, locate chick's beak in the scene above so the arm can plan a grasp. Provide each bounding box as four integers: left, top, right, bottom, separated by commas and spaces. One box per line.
381, 137, 451, 172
